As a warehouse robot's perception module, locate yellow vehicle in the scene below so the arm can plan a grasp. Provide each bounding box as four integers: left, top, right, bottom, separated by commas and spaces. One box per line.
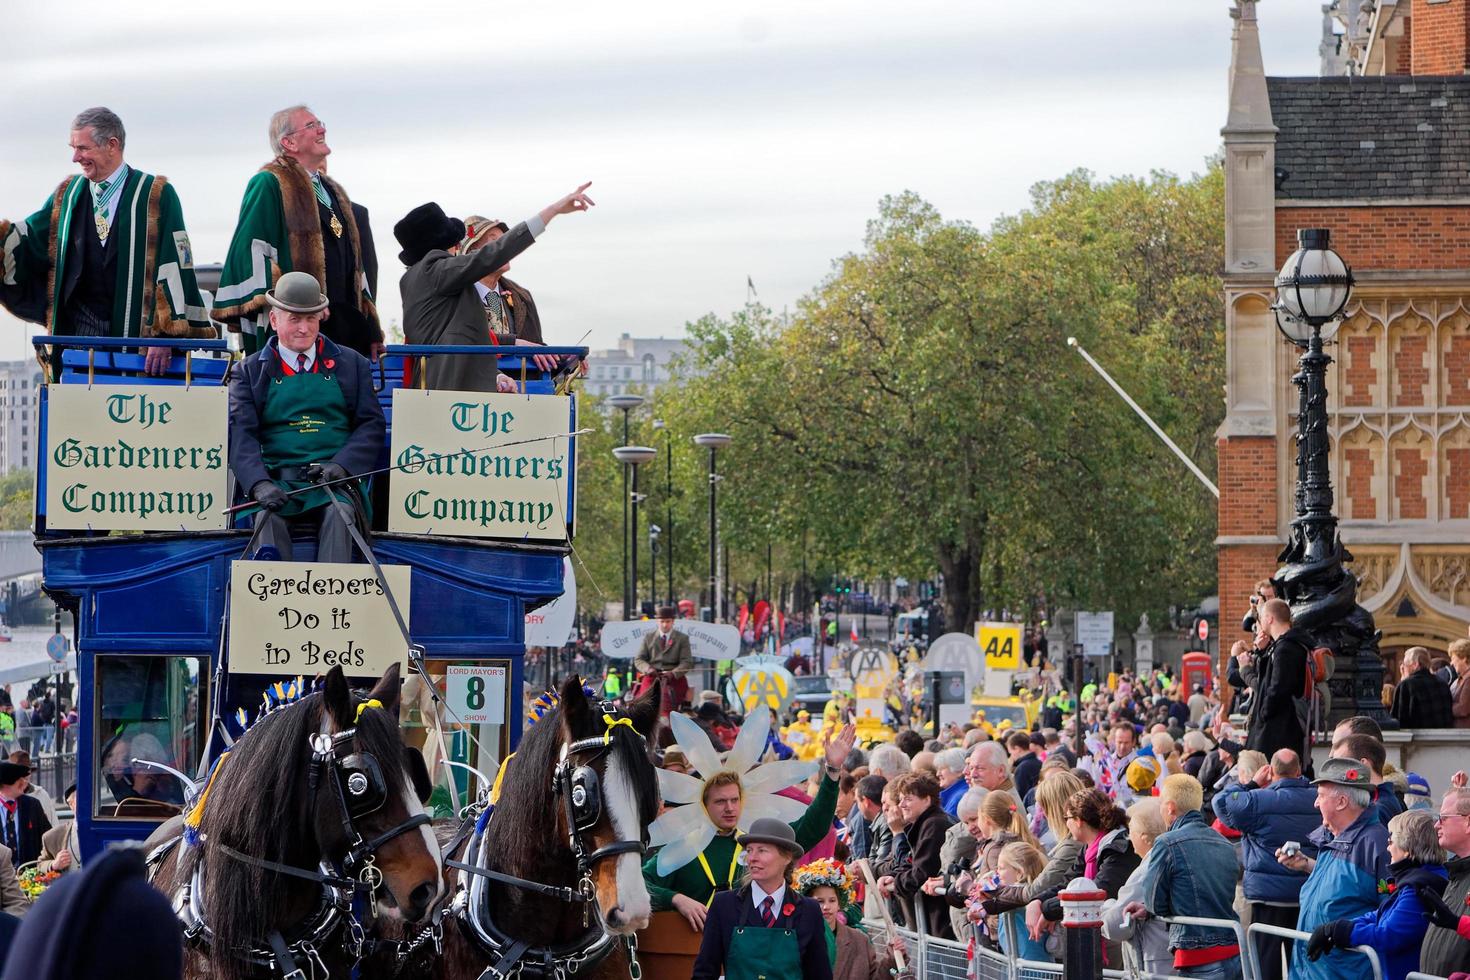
970, 690, 1040, 734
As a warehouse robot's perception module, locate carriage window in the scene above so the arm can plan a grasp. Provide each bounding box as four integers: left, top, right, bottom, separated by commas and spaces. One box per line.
95, 655, 208, 819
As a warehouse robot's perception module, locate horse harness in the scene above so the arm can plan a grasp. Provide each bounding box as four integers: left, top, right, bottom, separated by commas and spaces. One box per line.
449, 709, 649, 979
150, 719, 440, 979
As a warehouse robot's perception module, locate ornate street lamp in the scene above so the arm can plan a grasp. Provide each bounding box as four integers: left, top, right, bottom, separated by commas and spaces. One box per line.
613, 445, 657, 618
694, 433, 732, 621
1272, 228, 1383, 723
608, 394, 645, 619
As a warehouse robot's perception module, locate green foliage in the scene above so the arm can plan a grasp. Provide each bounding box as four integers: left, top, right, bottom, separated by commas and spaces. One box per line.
573, 166, 1224, 629
0, 471, 34, 531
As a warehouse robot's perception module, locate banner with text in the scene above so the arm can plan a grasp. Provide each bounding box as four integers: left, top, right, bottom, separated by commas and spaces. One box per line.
45, 385, 228, 531
387, 389, 572, 541
228, 560, 411, 677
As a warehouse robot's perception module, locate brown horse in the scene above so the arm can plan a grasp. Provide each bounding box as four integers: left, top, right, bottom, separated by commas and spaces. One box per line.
148, 663, 444, 980
437, 676, 663, 979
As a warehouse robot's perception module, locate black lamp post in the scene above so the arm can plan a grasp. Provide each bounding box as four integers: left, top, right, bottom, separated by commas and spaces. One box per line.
694, 433, 732, 621
614, 445, 657, 618
653, 419, 674, 606
608, 394, 645, 618
1272, 228, 1384, 723
649, 523, 661, 610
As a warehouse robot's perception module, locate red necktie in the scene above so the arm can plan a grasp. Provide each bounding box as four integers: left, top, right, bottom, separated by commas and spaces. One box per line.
760, 895, 775, 927
297, 353, 308, 373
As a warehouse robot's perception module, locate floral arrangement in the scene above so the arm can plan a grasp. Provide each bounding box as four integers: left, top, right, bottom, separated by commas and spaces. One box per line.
18, 866, 60, 901
793, 858, 854, 907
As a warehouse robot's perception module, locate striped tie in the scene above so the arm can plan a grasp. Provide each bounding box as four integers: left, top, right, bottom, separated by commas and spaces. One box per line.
760, 895, 775, 927
93, 179, 111, 241
297, 353, 308, 373
311, 174, 332, 208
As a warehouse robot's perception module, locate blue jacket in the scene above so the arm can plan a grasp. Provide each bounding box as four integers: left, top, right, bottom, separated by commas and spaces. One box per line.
939, 779, 967, 819
1137, 809, 1241, 951
1211, 776, 1320, 903
1341, 862, 1449, 980
1292, 808, 1392, 980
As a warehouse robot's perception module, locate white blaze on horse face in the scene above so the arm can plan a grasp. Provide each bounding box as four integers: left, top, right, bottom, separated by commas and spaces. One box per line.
402, 781, 445, 905
606, 750, 651, 930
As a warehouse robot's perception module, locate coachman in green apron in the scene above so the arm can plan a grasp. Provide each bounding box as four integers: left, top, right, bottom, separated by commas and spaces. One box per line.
691, 818, 833, 980
228, 272, 386, 562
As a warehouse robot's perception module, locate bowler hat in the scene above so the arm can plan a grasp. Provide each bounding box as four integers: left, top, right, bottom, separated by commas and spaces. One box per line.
738, 817, 803, 855
1313, 756, 1375, 791
655, 605, 678, 620
461, 214, 511, 252
265, 271, 328, 314
0, 763, 29, 787
395, 202, 465, 266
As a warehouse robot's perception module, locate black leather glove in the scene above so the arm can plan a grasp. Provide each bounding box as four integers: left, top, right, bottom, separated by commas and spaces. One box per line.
1422, 887, 1462, 931
1306, 921, 1348, 961
312, 462, 349, 484
251, 481, 288, 512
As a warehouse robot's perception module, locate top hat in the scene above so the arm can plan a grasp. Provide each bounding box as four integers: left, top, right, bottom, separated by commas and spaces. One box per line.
738, 817, 803, 855
264, 271, 328, 314
461, 215, 511, 252
395, 203, 465, 266
655, 605, 678, 620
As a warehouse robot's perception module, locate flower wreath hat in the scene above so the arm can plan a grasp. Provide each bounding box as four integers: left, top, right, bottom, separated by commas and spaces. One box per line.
793, 858, 854, 907
647, 707, 816, 875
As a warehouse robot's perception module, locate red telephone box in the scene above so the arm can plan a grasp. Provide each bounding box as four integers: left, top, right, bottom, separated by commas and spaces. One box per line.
1181, 652, 1213, 694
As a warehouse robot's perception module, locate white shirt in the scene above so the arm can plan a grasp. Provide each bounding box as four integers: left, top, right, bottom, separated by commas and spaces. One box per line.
281, 342, 317, 372
751, 881, 786, 918
89, 162, 129, 229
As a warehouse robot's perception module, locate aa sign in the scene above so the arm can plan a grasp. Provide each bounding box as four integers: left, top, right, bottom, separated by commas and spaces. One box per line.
978, 623, 1022, 671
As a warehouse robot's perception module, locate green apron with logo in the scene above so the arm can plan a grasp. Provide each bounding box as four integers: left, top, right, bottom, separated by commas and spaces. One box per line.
259, 368, 352, 517
726, 895, 803, 980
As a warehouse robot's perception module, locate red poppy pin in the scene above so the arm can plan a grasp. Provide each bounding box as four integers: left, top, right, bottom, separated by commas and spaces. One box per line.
323, 359, 335, 369
1345, 768, 1360, 781
781, 903, 795, 917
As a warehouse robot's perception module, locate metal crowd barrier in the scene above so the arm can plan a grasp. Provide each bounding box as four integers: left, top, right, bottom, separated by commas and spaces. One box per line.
1155, 915, 1253, 980
1246, 922, 1382, 980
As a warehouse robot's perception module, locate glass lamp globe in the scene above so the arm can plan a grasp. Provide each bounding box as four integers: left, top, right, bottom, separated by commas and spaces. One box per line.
1274, 228, 1353, 345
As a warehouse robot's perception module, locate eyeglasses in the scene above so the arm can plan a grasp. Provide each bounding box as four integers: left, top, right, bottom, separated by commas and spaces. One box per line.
1435, 812, 1470, 825
285, 120, 323, 137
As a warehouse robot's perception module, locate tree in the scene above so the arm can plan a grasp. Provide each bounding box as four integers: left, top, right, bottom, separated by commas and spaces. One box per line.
0, 472, 33, 531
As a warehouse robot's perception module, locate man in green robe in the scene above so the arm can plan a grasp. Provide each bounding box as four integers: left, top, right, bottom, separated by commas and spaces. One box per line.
213, 105, 381, 358
0, 107, 213, 378
645, 723, 856, 932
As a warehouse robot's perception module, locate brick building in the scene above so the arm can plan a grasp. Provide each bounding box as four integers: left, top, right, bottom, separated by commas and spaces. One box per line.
1222, 0, 1470, 663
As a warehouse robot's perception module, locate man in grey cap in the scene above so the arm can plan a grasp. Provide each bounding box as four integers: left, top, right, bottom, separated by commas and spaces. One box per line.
228, 271, 386, 562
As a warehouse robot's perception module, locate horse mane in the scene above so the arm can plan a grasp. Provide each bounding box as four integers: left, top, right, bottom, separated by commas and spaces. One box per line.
192, 688, 407, 980
482, 698, 659, 939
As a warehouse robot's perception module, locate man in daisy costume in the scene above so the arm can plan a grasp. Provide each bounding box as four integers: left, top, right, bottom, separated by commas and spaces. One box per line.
645, 706, 856, 931
0, 107, 213, 378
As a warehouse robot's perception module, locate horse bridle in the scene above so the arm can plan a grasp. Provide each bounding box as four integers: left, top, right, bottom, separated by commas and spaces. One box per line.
554, 710, 651, 882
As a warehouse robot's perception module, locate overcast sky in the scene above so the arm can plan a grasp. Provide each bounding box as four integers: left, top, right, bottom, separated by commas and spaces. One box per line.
0, 1, 1322, 362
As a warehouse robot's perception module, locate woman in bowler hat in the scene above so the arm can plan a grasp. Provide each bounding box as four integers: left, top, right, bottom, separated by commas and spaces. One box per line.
692, 817, 833, 980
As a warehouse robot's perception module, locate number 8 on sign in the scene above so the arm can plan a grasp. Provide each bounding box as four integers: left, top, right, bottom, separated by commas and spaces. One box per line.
447, 665, 507, 724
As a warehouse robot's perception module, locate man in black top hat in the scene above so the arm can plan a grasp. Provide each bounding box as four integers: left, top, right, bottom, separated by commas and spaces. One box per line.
396, 182, 593, 394
0, 762, 49, 867
634, 605, 694, 716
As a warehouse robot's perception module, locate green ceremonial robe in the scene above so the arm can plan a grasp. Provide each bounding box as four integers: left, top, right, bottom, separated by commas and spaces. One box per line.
212, 159, 375, 354
0, 171, 211, 341
643, 773, 838, 911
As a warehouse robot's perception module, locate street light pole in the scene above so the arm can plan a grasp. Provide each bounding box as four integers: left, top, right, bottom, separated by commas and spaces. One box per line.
654, 419, 674, 606
694, 434, 732, 622
614, 445, 657, 619
608, 395, 645, 619
1271, 227, 1383, 724
649, 523, 661, 611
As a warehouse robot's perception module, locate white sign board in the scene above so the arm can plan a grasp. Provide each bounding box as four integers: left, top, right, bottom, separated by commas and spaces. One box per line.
525, 558, 577, 647
228, 560, 411, 676
387, 389, 573, 541
1076, 611, 1115, 658
445, 664, 507, 724
921, 633, 984, 697
45, 384, 228, 531
599, 620, 742, 661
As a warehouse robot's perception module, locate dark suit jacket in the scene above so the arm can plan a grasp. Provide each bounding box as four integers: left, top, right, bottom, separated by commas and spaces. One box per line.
399, 222, 537, 393
4, 795, 50, 867
692, 886, 832, 980
352, 203, 378, 304
227, 335, 386, 495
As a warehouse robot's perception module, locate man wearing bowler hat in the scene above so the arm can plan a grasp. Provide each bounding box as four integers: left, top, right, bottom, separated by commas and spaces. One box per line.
396, 181, 594, 394
634, 606, 694, 716
0, 762, 49, 868
228, 270, 386, 563
691, 818, 832, 980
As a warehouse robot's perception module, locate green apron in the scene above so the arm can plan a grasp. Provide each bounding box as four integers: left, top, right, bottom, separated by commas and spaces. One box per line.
259, 367, 352, 517
726, 895, 803, 980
